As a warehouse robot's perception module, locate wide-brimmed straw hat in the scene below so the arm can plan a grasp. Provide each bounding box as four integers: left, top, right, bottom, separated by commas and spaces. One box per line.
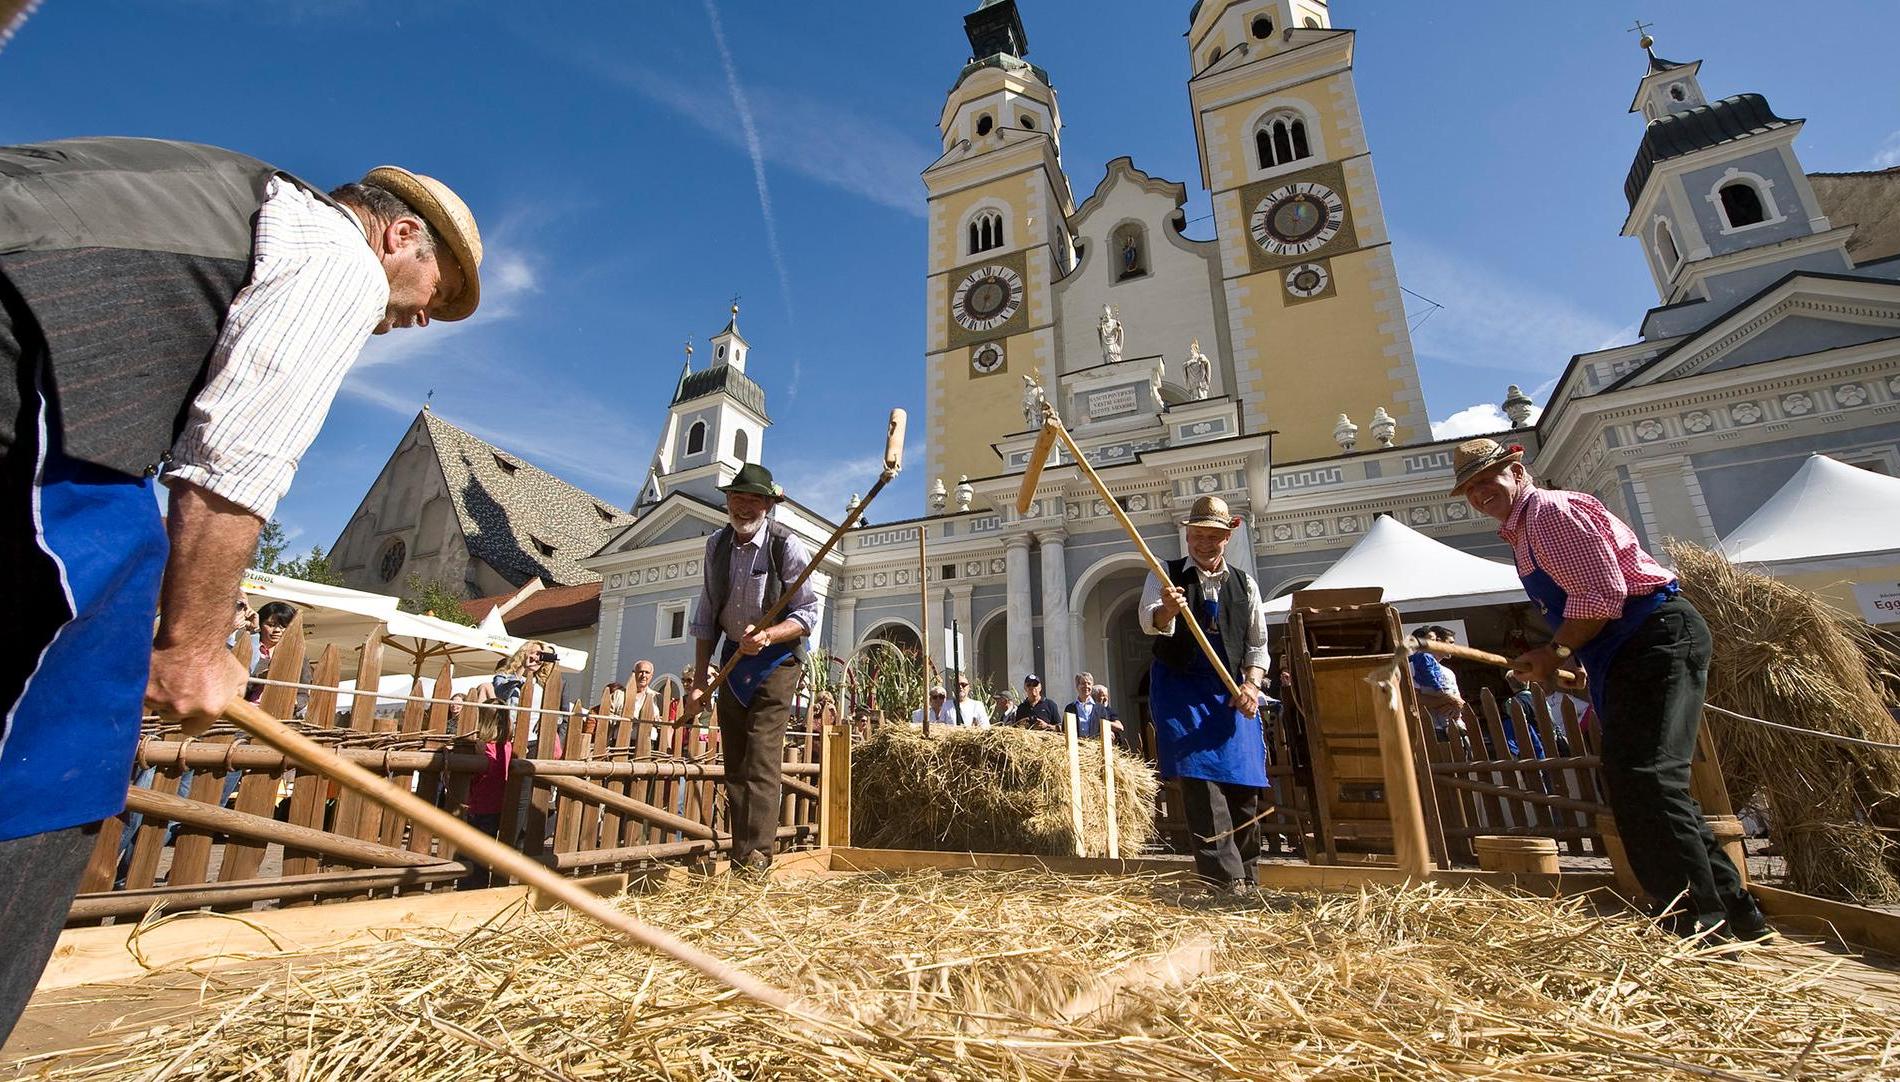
1448, 438, 1525, 495
719, 462, 785, 501
1180, 494, 1240, 531
363, 165, 483, 321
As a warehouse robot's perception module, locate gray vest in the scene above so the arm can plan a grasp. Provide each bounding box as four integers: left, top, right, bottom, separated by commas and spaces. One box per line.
704, 519, 807, 659
0, 137, 343, 476
1152, 556, 1256, 679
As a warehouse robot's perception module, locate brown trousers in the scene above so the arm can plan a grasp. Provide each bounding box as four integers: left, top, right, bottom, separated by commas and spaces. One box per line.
714, 659, 798, 865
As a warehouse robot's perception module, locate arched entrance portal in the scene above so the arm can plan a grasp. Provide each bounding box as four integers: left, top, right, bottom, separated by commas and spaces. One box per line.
974, 611, 1007, 694
861, 621, 922, 656
1073, 559, 1152, 730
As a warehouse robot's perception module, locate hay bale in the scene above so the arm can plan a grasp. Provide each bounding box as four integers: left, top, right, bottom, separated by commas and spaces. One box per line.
1667, 540, 1900, 901
850, 725, 1158, 857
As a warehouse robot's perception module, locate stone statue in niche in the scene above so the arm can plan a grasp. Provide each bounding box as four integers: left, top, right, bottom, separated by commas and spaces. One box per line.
1097, 304, 1123, 365
1118, 228, 1144, 279
1021, 375, 1047, 429
1184, 338, 1212, 400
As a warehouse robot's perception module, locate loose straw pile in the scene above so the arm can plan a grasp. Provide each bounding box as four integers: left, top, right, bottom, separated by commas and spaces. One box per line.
25, 871, 1899, 1079
1667, 541, 1900, 902
851, 725, 1159, 857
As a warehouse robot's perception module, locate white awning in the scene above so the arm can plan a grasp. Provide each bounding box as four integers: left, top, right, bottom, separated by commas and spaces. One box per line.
1263, 515, 1524, 621
1719, 454, 1900, 565
240, 570, 588, 677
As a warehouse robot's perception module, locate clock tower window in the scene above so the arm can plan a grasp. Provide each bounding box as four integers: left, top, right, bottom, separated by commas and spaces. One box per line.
686, 420, 707, 456
733, 429, 749, 463
1250, 14, 1274, 38
1255, 113, 1311, 170
1717, 181, 1767, 229
968, 211, 1005, 255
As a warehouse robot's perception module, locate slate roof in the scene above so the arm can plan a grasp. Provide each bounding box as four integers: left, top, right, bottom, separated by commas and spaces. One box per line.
671, 364, 769, 420
420, 411, 634, 587
1625, 93, 1797, 208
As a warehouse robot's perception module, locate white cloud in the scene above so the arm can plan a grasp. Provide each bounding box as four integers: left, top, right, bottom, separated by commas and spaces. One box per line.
1397, 234, 1624, 376
1874, 131, 1900, 170
701, 0, 794, 324
350, 209, 544, 373
1430, 402, 1540, 441
774, 440, 923, 523
566, 46, 932, 219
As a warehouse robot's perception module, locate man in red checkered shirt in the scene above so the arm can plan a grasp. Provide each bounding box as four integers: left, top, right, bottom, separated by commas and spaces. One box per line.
1451, 438, 1766, 942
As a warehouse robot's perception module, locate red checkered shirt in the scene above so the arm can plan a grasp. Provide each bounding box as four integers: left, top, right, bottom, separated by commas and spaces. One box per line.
1497, 487, 1675, 621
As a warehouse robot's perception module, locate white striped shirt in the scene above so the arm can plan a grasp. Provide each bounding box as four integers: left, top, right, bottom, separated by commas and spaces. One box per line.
163, 178, 389, 519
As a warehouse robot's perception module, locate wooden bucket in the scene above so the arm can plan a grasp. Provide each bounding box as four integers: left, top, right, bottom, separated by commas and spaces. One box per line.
1473, 835, 1560, 875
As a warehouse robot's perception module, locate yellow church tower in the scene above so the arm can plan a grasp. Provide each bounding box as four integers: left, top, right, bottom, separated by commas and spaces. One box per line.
922, 0, 1076, 488
1188, 0, 1427, 460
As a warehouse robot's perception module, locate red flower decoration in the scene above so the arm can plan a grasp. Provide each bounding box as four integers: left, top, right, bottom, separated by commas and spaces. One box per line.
1507, 444, 1524, 455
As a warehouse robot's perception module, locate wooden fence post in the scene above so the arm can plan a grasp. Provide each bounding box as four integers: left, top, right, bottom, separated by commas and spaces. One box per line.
818, 724, 851, 849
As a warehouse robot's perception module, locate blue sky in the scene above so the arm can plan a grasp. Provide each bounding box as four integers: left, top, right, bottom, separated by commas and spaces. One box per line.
5, 1, 1897, 552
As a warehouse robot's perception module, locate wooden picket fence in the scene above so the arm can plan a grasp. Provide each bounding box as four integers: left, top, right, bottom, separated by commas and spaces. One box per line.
67, 615, 824, 925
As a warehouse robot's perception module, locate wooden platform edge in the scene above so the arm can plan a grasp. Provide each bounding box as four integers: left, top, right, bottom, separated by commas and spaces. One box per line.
42, 873, 637, 992
1754, 884, 1900, 957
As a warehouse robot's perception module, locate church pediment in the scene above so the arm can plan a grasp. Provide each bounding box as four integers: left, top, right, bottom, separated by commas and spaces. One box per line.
593, 493, 727, 557
1610, 273, 1900, 389
1073, 157, 1188, 225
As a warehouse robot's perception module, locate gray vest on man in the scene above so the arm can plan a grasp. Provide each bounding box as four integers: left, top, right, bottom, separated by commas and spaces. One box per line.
0, 137, 342, 477
703, 519, 808, 660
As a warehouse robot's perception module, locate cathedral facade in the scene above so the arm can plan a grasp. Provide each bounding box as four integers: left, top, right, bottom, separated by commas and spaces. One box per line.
334, 1, 1900, 712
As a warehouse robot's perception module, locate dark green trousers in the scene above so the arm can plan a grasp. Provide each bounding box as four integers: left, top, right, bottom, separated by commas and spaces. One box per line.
0, 822, 99, 1047
1597, 597, 1749, 924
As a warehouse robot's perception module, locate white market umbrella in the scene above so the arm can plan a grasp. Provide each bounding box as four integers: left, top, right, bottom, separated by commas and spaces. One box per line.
240, 570, 587, 677
1263, 515, 1524, 622
1719, 454, 1900, 565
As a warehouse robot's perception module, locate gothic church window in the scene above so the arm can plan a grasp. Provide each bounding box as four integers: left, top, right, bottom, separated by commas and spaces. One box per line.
1255, 113, 1312, 170
968, 210, 1005, 255
686, 420, 707, 456
1718, 181, 1767, 229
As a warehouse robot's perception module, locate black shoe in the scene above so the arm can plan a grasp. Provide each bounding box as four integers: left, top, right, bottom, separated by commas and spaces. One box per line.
1722, 898, 1775, 942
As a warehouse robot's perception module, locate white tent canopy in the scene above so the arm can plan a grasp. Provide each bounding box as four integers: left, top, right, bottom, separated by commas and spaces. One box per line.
240, 570, 588, 677
1263, 515, 1524, 621
1719, 453, 1900, 565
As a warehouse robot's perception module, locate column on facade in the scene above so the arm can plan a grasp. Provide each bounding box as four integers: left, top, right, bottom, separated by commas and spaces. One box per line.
1627, 454, 1719, 548
947, 584, 975, 677
1004, 534, 1034, 684
830, 596, 858, 659
594, 594, 629, 692
1036, 529, 1072, 689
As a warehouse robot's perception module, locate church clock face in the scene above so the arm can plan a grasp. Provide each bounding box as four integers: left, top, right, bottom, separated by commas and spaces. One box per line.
951, 264, 1025, 333
1250, 182, 1346, 257
1284, 261, 1331, 299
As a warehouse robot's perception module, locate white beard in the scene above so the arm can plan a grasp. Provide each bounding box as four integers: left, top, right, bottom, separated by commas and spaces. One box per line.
731, 518, 766, 542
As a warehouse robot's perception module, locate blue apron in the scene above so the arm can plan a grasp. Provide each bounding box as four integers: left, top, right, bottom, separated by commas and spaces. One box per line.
1519, 544, 1675, 712
720, 639, 797, 709
1149, 593, 1268, 788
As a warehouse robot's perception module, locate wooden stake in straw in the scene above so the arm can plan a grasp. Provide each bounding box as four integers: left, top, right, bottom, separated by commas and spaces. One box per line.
694, 410, 906, 712
215, 698, 819, 1022
1017, 403, 1247, 706
1100, 707, 1120, 857
918, 523, 932, 737
1063, 709, 1087, 857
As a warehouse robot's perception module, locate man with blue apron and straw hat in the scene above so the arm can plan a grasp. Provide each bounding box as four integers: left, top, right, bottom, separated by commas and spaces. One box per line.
683, 463, 818, 872
1450, 438, 1767, 940
1142, 495, 1269, 892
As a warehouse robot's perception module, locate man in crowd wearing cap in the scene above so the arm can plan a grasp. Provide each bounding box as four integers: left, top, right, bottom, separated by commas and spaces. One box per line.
1451, 438, 1766, 940
682, 463, 819, 872
1143, 495, 1270, 893
1009, 674, 1061, 731
0, 137, 482, 1040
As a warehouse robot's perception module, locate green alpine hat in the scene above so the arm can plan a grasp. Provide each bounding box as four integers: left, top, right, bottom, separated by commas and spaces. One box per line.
719, 462, 784, 501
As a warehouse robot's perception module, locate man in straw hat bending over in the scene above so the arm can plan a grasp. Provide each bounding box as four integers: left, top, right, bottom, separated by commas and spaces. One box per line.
0, 137, 482, 1040
1450, 438, 1766, 940
1142, 495, 1270, 894
682, 463, 819, 873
